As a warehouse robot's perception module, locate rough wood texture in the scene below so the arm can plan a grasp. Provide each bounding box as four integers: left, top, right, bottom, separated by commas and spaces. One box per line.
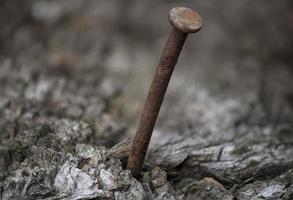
0, 0, 292, 199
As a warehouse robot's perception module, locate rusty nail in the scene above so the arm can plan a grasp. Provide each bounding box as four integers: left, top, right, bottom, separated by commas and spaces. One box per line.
127, 6, 202, 178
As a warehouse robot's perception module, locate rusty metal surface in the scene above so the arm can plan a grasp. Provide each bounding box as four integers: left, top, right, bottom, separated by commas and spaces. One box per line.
169, 7, 202, 33
127, 29, 187, 178
127, 7, 202, 178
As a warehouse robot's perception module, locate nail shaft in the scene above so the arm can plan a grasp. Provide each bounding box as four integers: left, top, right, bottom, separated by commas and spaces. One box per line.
127, 29, 187, 177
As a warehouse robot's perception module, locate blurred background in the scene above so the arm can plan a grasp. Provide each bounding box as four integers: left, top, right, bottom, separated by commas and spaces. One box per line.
1, 0, 293, 145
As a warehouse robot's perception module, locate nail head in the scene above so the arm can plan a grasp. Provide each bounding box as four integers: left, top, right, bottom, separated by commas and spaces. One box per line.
169, 7, 202, 33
